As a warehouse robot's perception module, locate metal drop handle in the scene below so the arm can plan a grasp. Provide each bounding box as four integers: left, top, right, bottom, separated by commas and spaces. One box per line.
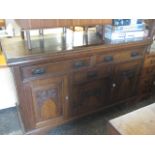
131, 52, 139, 57
104, 55, 113, 62
32, 68, 46, 75
73, 60, 86, 69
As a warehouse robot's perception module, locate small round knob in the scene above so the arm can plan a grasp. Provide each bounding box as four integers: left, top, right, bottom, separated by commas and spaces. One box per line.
65, 96, 69, 100
112, 83, 116, 88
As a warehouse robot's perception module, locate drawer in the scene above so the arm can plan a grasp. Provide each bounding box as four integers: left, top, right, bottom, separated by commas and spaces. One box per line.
72, 65, 112, 84
21, 61, 71, 80
114, 59, 142, 74
96, 49, 144, 65
115, 49, 144, 61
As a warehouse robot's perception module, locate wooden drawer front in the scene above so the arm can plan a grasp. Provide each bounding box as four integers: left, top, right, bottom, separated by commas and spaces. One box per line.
71, 57, 91, 70
96, 49, 144, 65
144, 56, 155, 68
21, 61, 71, 80
72, 65, 112, 84
116, 49, 143, 61
114, 59, 142, 74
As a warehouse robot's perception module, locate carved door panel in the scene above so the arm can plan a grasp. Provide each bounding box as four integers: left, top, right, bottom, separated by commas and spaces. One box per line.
110, 61, 141, 103
70, 76, 111, 116
27, 76, 68, 127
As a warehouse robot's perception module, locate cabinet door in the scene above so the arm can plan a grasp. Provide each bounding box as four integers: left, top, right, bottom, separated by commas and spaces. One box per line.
70, 70, 111, 117
110, 60, 141, 103
26, 75, 68, 128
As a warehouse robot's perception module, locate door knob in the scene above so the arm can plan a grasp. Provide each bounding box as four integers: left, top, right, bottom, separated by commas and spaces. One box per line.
112, 83, 116, 88
65, 96, 69, 100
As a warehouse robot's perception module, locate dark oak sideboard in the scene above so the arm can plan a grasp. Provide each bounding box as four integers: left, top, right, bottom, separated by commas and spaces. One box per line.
1, 19, 155, 134
7, 40, 150, 134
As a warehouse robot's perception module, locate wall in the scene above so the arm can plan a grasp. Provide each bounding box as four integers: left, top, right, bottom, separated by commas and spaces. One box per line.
0, 67, 17, 110
0, 19, 19, 110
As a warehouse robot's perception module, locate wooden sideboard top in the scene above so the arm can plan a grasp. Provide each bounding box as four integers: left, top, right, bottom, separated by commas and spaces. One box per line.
1, 30, 152, 66
15, 19, 112, 29
108, 103, 155, 135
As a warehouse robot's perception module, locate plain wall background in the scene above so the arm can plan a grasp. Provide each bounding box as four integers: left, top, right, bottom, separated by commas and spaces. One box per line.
0, 67, 17, 109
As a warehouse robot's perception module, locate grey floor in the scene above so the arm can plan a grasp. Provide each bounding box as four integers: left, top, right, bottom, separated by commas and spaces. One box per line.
0, 96, 155, 135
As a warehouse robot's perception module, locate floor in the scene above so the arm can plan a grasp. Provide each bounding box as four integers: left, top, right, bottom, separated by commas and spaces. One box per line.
0, 96, 155, 135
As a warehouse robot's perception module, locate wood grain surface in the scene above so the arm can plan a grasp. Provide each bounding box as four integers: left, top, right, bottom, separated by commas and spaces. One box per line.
108, 103, 155, 135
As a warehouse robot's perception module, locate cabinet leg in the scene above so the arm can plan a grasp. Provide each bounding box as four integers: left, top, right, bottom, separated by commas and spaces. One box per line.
25, 30, 32, 50
21, 30, 25, 40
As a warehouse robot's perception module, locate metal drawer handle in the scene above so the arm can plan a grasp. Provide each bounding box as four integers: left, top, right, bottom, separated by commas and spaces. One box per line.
32, 68, 46, 75
104, 55, 113, 62
73, 60, 86, 69
131, 52, 139, 57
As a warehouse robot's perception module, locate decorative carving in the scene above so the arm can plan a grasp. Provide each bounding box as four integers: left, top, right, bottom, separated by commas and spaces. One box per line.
36, 88, 58, 106
41, 99, 57, 120
73, 87, 103, 109
34, 87, 61, 121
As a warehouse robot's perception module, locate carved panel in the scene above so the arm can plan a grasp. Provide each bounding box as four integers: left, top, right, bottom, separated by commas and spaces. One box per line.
71, 77, 110, 116
110, 61, 141, 102
34, 87, 62, 121
30, 77, 64, 124
110, 74, 137, 102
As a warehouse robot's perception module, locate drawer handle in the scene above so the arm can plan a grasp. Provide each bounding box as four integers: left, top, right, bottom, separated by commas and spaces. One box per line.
32, 68, 46, 75
104, 55, 113, 62
131, 52, 139, 58
73, 60, 87, 69
87, 71, 98, 79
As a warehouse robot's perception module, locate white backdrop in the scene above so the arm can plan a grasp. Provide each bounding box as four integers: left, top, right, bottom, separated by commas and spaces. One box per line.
0, 67, 17, 109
